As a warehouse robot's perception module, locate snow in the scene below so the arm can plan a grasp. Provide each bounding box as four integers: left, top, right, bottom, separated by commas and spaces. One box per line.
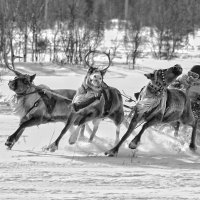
1, 59, 200, 199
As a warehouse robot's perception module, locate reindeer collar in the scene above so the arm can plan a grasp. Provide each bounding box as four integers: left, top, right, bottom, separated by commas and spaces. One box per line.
16, 90, 39, 97
148, 82, 165, 97
161, 70, 167, 86
147, 69, 167, 96
155, 69, 167, 86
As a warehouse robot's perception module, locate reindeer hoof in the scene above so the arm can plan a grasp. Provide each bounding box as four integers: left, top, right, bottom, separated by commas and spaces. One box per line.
68, 133, 79, 145
5, 143, 13, 150
69, 140, 76, 145
105, 149, 118, 157
46, 143, 58, 152
189, 143, 197, 152
5, 139, 15, 150
128, 141, 138, 149
174, 132, 178, 137
69, 136, 77, 145
88, 138, 94, 143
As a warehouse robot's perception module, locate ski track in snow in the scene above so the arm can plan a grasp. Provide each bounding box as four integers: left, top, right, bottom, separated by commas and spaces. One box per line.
1, 64, 200, 199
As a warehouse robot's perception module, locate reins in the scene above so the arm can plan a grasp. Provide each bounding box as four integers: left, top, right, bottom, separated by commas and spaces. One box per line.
16, 86, 73, 102
121, 93, 136, 103
30, 84, 73, 102
15, 89, 41, 97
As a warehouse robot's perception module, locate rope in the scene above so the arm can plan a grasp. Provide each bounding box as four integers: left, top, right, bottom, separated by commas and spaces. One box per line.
15, 83, 73, 102
31, 84, 73, 102
135, 121, 145, 129
121, 90, 136, 103
124, 104, 134, 109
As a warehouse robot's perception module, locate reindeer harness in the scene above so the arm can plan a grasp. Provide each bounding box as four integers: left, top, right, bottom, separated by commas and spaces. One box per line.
147, 70, 167, 97
15, 87, 59, 118
73, 82, 113, 116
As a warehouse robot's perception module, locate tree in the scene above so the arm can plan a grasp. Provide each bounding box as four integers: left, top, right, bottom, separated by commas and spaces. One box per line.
0, 0, 21, 67
149, 0, 197, 59
123, 0, 145, 69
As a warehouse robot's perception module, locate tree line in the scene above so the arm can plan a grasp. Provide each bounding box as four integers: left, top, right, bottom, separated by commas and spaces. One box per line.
0, 0, 200, 68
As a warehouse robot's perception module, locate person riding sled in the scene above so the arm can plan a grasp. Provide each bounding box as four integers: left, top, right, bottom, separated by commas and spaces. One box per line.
171, 65, 200, 119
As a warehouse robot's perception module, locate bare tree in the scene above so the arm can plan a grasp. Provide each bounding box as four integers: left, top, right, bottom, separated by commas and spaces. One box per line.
29, 0, 45, 62
150, 0, 196, 59
123, 0, 144, 69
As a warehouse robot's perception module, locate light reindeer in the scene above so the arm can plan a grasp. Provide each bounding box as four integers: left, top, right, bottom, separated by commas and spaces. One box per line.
45, 50, 125, 152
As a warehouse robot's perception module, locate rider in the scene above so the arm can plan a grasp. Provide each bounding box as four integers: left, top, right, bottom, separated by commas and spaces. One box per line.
171, 65, 200, 118
188, 65, 200, 119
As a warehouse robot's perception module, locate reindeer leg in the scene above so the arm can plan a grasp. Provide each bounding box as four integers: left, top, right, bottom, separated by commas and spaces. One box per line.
68, 126, 81, 145
5, 129, 25, 150
105, 112, 140, 157
171, 121, 180, 137
89, 119, 100, 142
79, 124, 86, 138
114, 124, 120, 145
189, 119, 198, 151
85, 123, 93, 135
46, 113, 75, 152
129, 117, 160, 149
5, 117, 45, 149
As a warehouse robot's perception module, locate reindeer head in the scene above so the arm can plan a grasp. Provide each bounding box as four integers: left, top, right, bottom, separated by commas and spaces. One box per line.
144, 64, 183, 87
84, 50, 111, 90
3, 53, 36, 95
8, 73, 36, 95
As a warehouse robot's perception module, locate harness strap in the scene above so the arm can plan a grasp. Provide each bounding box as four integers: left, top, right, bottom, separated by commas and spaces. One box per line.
31, 84, 72, 101
37, 90, 57, 114
102, 89, 113, 116
16, 89, 41, 97
25, 99, 40, 118
73, 89, 113, 116
73, 95, 101, 112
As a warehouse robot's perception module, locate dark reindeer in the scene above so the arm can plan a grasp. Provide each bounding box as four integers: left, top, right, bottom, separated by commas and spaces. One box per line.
45, 50, 124, 152
5, 66, 76, 149
134, 70, 200, 137
105, 64, 198, 157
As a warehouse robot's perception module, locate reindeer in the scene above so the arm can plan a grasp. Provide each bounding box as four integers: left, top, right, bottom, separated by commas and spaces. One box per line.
105, 65, 198, 157
45, 50, 124, 152
134, 70, 200, 137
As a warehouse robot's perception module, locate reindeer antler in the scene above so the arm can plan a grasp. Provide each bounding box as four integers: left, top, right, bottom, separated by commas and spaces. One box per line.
84, 48, 94, 68
84, 49, 111, 70
3, 51, 22, 76
3, 51, 14, 71
102, 50, 111, 71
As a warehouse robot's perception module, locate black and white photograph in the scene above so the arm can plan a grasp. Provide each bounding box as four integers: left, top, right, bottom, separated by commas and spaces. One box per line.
0, 0, 200, 199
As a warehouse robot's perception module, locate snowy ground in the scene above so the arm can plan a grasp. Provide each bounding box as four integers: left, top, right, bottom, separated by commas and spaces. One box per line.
1, 59, 200, 200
